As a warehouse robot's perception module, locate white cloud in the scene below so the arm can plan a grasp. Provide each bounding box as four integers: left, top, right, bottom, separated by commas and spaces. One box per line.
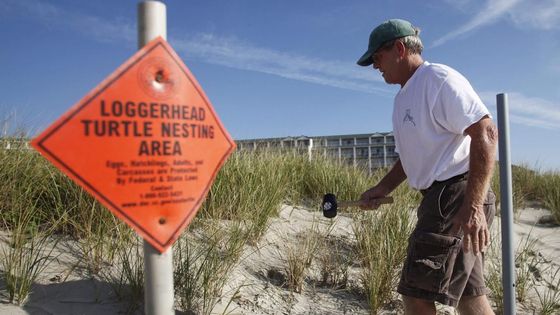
71, 15, 135, 44
10, 0, 61, 21
432, 0, 522, 47
480, 91, 560, 130
5, 0, 559, 135
509, 114, 560, 130
2, 0, 391, 96
433, 0, 560, 47
509, 0, 560, 30
442, 0, 472, 9
171, 34, 392, 96
1, 0, 135, 43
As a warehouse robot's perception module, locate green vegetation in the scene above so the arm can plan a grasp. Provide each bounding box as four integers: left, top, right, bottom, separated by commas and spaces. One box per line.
354, 196, 414, 313
1, 141, 560, 313
486, 227, 560, 315
491, 162, 560, 224
539, 173, 560, 224
173, 221, 246, 315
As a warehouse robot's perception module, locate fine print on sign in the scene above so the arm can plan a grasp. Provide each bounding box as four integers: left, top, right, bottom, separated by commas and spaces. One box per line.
31, 37, 236, 253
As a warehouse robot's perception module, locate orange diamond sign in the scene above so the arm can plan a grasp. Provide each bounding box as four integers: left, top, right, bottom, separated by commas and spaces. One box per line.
31, 37, 236, 253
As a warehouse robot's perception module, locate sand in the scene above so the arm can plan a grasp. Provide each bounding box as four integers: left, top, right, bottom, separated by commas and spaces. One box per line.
1, 205, 559, 315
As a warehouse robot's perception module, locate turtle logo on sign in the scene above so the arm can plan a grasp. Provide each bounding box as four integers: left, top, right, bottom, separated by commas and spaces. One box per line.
31, 37, 236, 253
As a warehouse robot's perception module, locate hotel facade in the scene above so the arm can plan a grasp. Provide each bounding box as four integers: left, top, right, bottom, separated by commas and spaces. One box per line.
236, 132, 398, 172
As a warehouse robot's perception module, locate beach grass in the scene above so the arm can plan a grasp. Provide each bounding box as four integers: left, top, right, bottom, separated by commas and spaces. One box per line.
101, 235, 145, 314
539, 172, 560, 224
1, 141, 560, 313
534, 264, 560, 315
316, 232, 353, 289
281, 220, 324, 293
173, 220, 247, 315
353, 183, 416, 314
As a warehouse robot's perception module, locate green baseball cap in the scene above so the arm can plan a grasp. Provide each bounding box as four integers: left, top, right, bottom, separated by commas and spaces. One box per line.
357, 19, 416, 67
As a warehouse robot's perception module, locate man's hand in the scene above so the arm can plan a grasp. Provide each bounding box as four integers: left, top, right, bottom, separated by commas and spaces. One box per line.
451, 204, 489, 255
358, 159, 406, 210
359, 186, 387, 210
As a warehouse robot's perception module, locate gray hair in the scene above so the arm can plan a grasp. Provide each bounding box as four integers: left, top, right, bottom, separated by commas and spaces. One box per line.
400, 28, 423, 55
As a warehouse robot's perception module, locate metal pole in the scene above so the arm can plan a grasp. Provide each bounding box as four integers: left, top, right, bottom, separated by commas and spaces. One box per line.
138, 0, 167, 48
497, 93, 516, 315
143, 240, 174, 314
138, 2, 174, 315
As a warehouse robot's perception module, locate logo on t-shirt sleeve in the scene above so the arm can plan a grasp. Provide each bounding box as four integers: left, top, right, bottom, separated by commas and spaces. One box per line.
403, 109, 416, 127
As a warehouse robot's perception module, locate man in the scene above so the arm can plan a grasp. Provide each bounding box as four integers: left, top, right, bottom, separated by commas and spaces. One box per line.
356, 19, 497, 315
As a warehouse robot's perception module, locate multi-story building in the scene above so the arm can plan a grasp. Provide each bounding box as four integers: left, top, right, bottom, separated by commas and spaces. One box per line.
236, 132, 398, 172
1, 137, 31, 150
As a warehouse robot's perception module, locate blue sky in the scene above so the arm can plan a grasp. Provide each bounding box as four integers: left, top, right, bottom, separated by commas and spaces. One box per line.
1, 0, 559, 170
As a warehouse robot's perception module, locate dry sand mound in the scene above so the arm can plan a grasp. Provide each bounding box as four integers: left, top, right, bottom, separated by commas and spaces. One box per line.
1, 205, 559, 314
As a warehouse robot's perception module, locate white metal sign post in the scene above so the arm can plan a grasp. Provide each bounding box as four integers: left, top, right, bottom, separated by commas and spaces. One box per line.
138, 2, 175, 314
33, 1, 234, 313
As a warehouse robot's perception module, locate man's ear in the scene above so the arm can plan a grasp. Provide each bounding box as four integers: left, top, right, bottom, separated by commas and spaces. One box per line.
395, 40, 406, 58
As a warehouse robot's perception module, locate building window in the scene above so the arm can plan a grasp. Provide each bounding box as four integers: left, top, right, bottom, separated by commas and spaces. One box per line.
357, 147, 368, 157
342, 138, 354, 146
341, 148, 353, 158
356, 137, 369, 145
327, 139, 339, 147
327, 148, 338, 157
298, 140, 310, 147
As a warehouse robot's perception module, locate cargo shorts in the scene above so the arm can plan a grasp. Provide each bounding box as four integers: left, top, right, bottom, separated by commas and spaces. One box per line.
397, 173, 496, 307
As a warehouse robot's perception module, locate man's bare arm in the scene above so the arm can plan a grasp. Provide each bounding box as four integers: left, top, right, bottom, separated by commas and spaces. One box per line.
359, 159, 407, 209
453, 115, 498, 254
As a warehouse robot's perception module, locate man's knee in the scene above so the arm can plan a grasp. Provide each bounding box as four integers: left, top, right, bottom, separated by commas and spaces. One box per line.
457, 295, 495, 315
403, 295, 436, 315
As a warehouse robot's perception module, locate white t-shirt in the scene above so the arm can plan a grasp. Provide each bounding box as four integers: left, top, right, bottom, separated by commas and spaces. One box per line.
393, 61, 490, 190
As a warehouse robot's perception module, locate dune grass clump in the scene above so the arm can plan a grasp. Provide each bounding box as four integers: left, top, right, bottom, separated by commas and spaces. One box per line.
538, 173, 560, 224
534, 264, 560, 315
199, 150, 386, 243
491, 164, 560, 225
0, 147, 49, 230
1, 143, 132, 278
200, 150, 304, 242
0, 145, 63, 305
300, 154, 383, 206
0, 140, 122, 239
281, 221, 324, 293
508, 165, 560, 224
353, 184, 416, 314
512, 164, 543, 202
485, 226, 560, 314
0, 204, 58, 305
101, 236, 144, 314
317, 235, 353, 289
173, 220, 247, 315
0, 232, 57, 305
492, 165, 528, 219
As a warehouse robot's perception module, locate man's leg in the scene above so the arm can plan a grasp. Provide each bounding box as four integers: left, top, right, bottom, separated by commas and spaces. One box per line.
403, 295, 436, 315
457, 295, 495, 315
